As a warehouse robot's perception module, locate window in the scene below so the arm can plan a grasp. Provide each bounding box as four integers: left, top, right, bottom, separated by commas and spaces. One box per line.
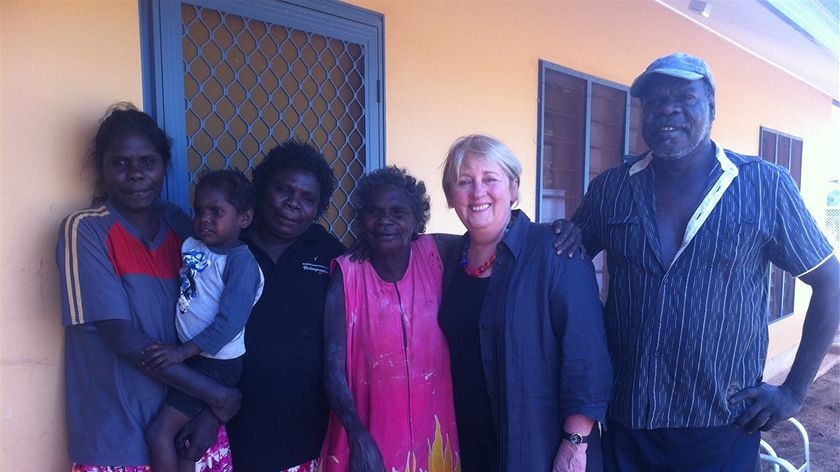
537, 61, 645, 296
759, 127, 804, 322
141, 0, 384, 245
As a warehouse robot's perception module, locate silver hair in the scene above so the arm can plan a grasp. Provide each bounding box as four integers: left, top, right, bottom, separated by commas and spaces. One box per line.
441, 134, 522, 206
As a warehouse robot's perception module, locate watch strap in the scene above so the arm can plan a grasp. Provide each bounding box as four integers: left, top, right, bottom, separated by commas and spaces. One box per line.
561, 431, 589, 444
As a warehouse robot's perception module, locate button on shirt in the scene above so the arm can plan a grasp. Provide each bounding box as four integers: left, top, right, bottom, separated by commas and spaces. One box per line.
572, 143, 835, 429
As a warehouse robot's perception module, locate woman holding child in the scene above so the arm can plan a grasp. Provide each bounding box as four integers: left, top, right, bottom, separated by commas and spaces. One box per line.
56, 104, 239, 471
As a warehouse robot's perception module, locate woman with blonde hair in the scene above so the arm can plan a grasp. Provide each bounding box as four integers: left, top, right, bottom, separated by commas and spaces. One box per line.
437, 135, 612, 472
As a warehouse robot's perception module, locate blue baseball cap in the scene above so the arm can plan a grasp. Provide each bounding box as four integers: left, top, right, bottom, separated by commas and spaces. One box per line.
630, 53, 715, 97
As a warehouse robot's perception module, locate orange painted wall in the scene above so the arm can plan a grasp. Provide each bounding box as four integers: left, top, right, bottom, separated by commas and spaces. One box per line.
0, 0, 835, 469
350, 0, 837, 370
351, 0, 836, 230
1, 1, 144, 469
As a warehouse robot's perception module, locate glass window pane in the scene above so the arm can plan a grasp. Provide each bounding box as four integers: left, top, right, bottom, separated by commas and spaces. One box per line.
777, 136, 791, 170
538, 64, 643, 301
759, 129, 777, 164
629, 99, 646, 155
790, 139, 803, 186
540, 70, 586, 222
589, 84, 626, 180
759, 128, 803, 322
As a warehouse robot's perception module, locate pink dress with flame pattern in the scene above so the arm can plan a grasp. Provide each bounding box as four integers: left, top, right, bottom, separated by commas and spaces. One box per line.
320, 235, 460, 472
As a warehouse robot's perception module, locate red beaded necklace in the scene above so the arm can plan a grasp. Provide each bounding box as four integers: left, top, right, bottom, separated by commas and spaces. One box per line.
460, 213, 518, 277
461, 243, 496, 277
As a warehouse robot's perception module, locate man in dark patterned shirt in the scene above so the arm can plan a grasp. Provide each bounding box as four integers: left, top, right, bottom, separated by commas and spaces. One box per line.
572, 53, 839, 471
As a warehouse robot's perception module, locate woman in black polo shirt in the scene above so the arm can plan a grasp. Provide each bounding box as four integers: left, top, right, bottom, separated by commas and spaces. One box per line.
226, 140, 345, 472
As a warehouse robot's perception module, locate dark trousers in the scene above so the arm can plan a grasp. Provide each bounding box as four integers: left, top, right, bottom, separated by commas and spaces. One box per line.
604, 421, 760, 472
585, 426, 605, 472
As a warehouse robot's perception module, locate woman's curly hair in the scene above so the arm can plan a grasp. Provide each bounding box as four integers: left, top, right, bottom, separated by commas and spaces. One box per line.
352, 166, 430, 239
252, 139, 336, 218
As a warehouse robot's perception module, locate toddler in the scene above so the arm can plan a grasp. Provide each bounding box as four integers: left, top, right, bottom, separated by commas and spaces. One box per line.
142, 170, 264, 472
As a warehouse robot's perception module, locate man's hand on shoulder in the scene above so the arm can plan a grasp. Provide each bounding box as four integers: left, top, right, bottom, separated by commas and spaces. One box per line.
729, 382, 802, 434
551, 219, 586, 258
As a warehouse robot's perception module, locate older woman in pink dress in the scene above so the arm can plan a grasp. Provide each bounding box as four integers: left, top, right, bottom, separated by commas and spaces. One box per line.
320, 167, 460, 472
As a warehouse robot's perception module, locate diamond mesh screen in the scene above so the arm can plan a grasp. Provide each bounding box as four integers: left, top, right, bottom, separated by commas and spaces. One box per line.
181, 4, 367, 244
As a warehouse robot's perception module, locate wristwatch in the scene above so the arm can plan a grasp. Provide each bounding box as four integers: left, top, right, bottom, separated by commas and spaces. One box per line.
562, 431, 589, 445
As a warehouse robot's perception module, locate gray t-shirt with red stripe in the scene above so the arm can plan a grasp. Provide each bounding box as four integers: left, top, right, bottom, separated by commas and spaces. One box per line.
57, 200, 192, 465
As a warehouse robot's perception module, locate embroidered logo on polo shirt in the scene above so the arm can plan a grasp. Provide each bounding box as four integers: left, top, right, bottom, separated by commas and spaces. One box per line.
302, 262, 329, 275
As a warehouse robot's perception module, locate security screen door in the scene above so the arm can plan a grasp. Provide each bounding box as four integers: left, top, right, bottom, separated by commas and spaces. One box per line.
142, 0, 384, 244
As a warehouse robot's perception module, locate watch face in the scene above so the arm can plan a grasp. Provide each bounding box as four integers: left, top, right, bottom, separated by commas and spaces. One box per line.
563, 431, 589, 444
